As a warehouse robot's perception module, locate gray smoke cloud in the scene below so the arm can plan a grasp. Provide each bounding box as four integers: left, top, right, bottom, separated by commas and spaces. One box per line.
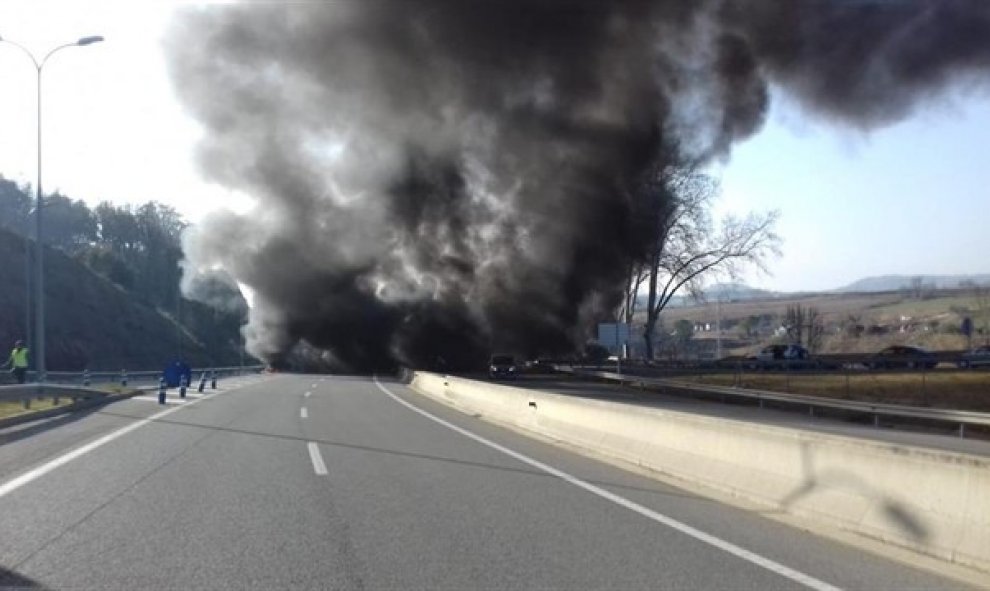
166, 0, 990, 371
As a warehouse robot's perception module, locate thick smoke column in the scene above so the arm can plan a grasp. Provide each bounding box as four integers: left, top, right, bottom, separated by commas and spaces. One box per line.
167, 0, 990, 371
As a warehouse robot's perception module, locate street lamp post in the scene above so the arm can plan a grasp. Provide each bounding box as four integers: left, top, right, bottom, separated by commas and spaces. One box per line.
0, 34, 103, 382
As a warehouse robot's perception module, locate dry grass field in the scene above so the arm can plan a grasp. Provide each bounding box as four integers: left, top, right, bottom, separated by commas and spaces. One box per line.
0, 396, 75, 420
690, 370, 990, 411
639, 289, 989, 356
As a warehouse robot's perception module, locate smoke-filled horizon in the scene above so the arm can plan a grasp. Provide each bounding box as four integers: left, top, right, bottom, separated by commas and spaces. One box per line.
166, 0, 990, 371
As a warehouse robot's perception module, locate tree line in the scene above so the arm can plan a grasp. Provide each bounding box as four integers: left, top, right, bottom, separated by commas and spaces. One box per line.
1, 175, 192, 313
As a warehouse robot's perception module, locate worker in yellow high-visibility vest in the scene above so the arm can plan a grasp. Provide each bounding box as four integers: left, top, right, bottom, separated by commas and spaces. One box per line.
3, 340, 29, 384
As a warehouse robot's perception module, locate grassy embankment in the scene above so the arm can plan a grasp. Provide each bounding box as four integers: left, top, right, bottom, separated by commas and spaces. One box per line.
0, 383, 136, 420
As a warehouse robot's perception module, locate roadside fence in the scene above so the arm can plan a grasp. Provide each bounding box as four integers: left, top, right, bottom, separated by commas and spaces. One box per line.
556, 365, 990, 439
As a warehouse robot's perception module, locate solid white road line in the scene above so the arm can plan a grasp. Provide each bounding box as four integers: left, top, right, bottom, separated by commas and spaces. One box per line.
130, 396, 189, 405
373, 376, 842, 591
301, 407, 309, 419
307, 442, 328, 475
0, 384, 241, 500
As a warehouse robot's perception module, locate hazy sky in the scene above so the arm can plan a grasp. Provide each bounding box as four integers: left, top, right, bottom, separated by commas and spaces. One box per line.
1, 1, 987, 293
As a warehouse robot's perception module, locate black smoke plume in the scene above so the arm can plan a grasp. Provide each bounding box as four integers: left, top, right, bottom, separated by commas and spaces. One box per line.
166, 0, 990, 372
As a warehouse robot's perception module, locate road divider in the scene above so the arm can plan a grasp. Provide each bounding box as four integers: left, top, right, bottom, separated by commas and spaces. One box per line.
407, 371, 990, 575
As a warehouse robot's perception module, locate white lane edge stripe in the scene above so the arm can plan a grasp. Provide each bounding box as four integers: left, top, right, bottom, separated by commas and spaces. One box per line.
301, 407, 309, 419
307, 442, 328, 475
0, 380, 256, 500
372, 376, 842, 591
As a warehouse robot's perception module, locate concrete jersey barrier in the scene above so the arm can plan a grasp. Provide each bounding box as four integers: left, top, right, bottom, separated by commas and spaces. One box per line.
409, 371, 990, 575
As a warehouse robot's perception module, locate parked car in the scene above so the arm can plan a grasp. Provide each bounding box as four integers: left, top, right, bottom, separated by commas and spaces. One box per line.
957, 346, 990, 369
746, 344, 811, 369
756, 344, 810, 362
866, 345, 936, 370
489, 354, 517, 379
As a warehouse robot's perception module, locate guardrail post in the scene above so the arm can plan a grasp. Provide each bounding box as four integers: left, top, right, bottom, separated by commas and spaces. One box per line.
22, 397, 30, 410
198, 371, 206, 393
158, 377, 166, 405
179, 374, 187, 399
959, 423, 966, 439
82, 369, 91, 387
210, 370, 217, 390
809, 405, 815, 418
120, 369, 128, 388
873, 413, 880, 428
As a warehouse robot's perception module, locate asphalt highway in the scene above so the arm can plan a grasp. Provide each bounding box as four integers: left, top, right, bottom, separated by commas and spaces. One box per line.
0, 374, 979, 589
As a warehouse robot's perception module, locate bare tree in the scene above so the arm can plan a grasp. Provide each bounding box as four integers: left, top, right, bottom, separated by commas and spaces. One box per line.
973, 284, 990, 346
637, 160, 780, 360
619, 260, 649, 325
784, 304, 806, 345
784, 304, 824, 351
909, 276, 924, 300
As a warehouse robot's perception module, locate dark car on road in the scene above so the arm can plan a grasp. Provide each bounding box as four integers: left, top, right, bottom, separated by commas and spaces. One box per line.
746, 344, 815, 370
866, 345, 936, 370
957, 345, 990, 369
489, 355, 517, 379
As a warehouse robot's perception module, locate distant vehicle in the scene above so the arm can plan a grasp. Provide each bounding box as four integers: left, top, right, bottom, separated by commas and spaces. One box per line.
489, 355, 517, 379
866, 345, 936, 370
755, 344, 810, 362
746, 344, 812, 369
957, 346, 990, 369
524, 358, 555, 371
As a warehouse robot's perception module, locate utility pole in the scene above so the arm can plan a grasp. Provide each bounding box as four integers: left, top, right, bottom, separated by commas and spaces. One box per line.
716, 294, 723, 360
0, 33, 104, 382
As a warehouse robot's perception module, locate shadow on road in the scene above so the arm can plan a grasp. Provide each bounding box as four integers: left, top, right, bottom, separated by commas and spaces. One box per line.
0, 404, 111, 447
0, 566, 47, 589
92, 408, 712, 505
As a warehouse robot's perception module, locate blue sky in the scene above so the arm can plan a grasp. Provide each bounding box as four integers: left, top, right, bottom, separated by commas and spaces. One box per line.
716, 90, 990, 292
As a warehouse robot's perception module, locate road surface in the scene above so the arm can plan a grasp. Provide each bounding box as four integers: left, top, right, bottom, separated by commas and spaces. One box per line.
0, 374, 978, 589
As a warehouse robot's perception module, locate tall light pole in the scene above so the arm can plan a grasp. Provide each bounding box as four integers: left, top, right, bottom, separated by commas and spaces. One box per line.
0, 34, 103, 382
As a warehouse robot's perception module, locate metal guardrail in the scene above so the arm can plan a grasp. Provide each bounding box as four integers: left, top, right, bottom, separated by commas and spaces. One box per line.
556, 366, 990, 439
16, 365, 266, 388
0, 365, 265, 413
585, 354, 983, 373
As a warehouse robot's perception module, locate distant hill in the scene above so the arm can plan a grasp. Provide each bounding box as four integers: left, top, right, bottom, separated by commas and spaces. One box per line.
838, 274, 990, 293
0, 227, 247, 371
656, 282, 777, 308
704, 282, 778, 301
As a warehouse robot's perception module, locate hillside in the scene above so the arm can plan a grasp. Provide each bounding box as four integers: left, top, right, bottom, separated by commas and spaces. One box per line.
839, 274, 990, 293
0, 228, 246, 371
650, 288, 989, 356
